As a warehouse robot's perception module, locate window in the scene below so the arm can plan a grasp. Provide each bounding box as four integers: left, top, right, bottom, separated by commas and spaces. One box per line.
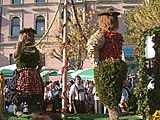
11, 17, 20, 36
9, 54, 15, 65
12, 0, 21, 4
61, 11, 71, 19
36, 0, 45, 2
36, 15, 45, 35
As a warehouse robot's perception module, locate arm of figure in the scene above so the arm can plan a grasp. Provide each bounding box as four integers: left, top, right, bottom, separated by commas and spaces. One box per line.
13, 42, 24, 61
37, 52, 45, 73
87, 30, 105, 66
13, 34, 26, 60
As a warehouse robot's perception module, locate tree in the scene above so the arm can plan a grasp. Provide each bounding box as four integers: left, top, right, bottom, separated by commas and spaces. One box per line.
47, 8, 97, 70
124, 0, 160, 44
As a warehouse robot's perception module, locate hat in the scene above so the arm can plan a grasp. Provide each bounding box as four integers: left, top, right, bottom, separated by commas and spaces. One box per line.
97, 7, 120, 16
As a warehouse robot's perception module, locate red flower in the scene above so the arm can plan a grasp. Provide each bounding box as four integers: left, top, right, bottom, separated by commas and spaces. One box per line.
99, 30, 123, 61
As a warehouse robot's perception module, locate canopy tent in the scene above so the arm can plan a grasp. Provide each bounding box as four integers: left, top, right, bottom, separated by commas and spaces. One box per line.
0, 64, 58, 77
0, 69, 14, 75
44, 69, 77, 76
41, 70, 60, 77
70, 68, 94, 81
0, 64, 78, 78
40, 70, 50, 77
0, 64, 55, 71
0, 64, 16, 71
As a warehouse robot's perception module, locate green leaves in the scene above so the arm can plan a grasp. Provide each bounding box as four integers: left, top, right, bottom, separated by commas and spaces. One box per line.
124, 1, 160, 44
94, 59, 128, 108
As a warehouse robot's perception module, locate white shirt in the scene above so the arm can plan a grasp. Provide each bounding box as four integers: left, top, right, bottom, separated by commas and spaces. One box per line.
92, 86, 99, 100
44, 90, 52, 100
69, 83, 85, 101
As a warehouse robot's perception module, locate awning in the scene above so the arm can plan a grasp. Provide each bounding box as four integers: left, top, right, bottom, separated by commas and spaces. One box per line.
49, 71, 59, 76
40, 70, 50, 77
0, 69, 14, 75
70, 68, 94, 81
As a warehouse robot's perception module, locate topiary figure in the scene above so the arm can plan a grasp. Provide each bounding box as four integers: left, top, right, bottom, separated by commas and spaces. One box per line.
87, 7, 128, 120
6, 28, 45, 113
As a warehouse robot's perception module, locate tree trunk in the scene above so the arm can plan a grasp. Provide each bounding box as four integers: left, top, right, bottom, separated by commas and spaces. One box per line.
108, 107, 119, 120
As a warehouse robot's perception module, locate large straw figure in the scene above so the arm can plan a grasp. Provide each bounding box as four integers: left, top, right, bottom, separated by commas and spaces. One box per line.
87, 7, 128, 120
0, 72, 5, 113
12, 28, 44, 112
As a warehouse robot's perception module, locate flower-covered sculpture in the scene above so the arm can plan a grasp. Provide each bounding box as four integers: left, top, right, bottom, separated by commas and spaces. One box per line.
87, 7, 128, 120
10, 28, 44, 112
87, 8, 123, 66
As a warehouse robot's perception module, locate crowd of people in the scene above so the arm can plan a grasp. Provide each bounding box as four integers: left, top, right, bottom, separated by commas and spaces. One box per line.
3, 69, 155, 116
4, 74, 135, 114
26, 73, 138, 114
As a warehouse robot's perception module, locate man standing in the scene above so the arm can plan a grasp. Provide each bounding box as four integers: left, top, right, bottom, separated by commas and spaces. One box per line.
68, 75, 86, 114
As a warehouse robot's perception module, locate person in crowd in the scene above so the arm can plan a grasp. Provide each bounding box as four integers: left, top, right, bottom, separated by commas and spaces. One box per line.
92, 85, 103, 114
7, 27, 45, 112
51, 81, 60, 112
55, 88, 62, 112
8, 101, 17, 114
21, 102, 29, 113
0, 72, 5, 113
68, 75, 86, 114
119, 84, 131, 113
43, 86, 53, 111
85, 81, 94, 113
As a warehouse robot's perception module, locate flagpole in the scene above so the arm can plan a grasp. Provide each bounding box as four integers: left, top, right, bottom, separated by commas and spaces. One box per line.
62, 0, 68, 118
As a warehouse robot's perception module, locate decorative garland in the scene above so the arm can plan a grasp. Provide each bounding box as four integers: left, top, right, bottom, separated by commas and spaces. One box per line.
27, 0, 62, 48
135, 26, 160, 118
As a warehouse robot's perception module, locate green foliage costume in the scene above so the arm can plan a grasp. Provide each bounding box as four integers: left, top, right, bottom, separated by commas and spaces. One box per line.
87, 7, 128, 120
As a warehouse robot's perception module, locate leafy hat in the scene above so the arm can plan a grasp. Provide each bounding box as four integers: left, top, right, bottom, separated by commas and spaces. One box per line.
97, 7, 120, 16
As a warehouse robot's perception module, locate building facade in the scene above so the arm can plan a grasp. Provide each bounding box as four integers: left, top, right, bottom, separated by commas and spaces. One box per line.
0, 0, 142, 70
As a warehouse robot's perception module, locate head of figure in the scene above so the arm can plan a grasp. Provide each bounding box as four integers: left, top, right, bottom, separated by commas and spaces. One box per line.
19, 27, 36, 46
75, 75, 81, 85
97, 7, 120, 31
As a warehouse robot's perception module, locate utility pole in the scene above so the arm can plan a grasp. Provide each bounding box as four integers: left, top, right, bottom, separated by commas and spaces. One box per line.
62, 0, 68, 119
